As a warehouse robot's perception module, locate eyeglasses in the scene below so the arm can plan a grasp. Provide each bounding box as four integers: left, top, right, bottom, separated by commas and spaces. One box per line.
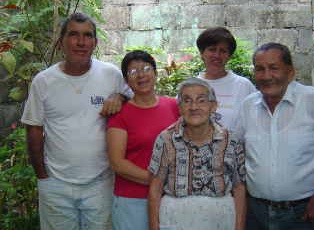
181, 96, 210, 107
127, 65, 153, 78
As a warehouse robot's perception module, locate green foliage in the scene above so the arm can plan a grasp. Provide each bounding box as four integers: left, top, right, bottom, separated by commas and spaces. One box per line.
0, 0, 107, 102
226, 39, 254, 83
0, 128, 39, 230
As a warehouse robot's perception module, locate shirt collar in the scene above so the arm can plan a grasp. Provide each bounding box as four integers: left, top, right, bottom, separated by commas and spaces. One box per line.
255, 80, 297, 107
173, 118, 226, 143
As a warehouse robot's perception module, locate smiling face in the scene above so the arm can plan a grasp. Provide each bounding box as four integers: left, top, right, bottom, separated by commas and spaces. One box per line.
60, 20, 97, 67
179, 85, 217, 128
126, 60, 156, 95
201, 42, 231, 71
254, 48, 294, 103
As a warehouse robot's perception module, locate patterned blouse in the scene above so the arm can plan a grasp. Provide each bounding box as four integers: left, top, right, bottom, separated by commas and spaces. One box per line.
148, 119, 245, 197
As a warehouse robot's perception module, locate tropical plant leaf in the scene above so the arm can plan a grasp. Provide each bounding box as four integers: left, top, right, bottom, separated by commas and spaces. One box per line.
16, 62, 44, 80
0, 51, 16, 75
18, 39, 34, 52
8, 86, 27, 101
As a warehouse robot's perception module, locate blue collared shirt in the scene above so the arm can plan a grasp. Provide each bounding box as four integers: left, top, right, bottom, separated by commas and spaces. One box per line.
236, 81, 314, 201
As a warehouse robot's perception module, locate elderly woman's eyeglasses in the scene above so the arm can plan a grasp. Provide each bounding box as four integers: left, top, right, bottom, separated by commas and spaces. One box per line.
181, 96, 210, 107
127, 65, 153, 78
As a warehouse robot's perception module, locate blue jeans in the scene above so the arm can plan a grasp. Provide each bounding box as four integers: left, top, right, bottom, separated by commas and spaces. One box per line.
37, 173, 113, 230
112, 196, 148, 230
246, 196, 314, 230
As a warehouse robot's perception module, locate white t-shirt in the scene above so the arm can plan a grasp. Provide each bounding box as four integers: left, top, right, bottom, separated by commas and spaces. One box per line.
21, 59, 133, 184
198, 70, 256, 130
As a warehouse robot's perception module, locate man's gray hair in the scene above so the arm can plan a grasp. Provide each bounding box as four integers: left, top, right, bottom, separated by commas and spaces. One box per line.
177, 77, 217, 104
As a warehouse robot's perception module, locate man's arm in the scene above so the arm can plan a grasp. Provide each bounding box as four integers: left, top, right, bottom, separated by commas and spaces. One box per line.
25, 125, 48, 179
100, 93, 128, 117
148, 175, 163, 230
233, 183, 247, 230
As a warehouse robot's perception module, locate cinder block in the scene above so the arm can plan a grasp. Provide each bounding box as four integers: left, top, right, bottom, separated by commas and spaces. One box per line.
98, 30, 127, 55
297, 29, 314, 53
293, 52, 314, 85
270, 5, 312, 28
230, 27, 258, 47
131, 5, 161, 30
101, 6, 130, 29
104, 0, 156, 5
179, 4, 225, 28
124, 30, 164, 48
257, 29, 298, 50
162, 28, 203, 52
226, 4, 312, 29
225, 5, 253, 27
298, 0, 311, 3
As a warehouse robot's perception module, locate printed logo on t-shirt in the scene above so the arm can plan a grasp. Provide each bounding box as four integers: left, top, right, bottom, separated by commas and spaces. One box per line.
90, 96, 105, 108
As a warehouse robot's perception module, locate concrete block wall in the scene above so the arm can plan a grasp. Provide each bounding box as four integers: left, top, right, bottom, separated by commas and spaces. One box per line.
99, 0, 314, 85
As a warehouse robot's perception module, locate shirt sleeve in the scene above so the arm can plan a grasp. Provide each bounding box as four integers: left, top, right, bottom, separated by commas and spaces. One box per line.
107, 110, 127, 130
231, 101, 245, 141
148, 133, 169, 183
248, 80, 257, 94
21, 76, 44, 126
231, 134, 246, 187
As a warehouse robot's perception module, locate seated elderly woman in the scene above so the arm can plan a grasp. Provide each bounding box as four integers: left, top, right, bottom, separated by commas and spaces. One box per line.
148, 77, 246, 230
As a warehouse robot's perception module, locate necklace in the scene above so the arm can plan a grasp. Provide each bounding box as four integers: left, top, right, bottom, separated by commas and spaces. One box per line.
66, 76, 89, 94
59, 62, 91, 94
60, 62, 91, 94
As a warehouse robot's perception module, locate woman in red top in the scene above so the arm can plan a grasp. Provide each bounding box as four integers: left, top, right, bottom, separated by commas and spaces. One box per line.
107, 50, 179, 230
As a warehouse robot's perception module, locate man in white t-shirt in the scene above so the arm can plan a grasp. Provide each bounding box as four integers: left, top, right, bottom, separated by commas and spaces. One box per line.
21, 12, 132, 230
196, 27, 256, 130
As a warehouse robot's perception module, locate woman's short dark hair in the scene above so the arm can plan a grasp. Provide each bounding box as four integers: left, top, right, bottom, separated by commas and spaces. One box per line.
59, 12, 97, 40
121, 50, 157, 81
196, 27, 237, 56
253, 42, 293, 66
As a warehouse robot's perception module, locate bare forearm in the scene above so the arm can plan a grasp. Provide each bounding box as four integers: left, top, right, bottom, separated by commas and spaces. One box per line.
148, 177, 163, 230
112, 159, 150, 185
26, 125, 47, 179
107, 128, 150, 184
233, 183, 246, 230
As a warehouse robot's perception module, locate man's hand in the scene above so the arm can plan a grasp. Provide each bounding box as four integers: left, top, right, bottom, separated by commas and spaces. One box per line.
100, 93, 125, 117
303, 195, 314, 222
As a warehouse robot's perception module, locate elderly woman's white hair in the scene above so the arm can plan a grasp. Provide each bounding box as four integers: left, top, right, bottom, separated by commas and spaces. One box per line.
176, 77, 222, 124
176, 77, 217, 104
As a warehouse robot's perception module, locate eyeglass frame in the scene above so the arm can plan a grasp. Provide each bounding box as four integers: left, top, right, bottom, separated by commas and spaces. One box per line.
127, 65, 154, 78
180, 95, 213, 107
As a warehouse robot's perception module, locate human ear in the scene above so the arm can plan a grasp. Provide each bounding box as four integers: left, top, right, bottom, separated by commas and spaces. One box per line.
209, 101, 218, 113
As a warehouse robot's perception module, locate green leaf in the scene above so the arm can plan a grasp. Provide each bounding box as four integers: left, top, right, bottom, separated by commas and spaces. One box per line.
0, 181, 12, 190
96, 28, 107, 43
0, 51, 16, 75
18, 40, 34, 52
8, 87, 27, 102
16, 62, 44, 80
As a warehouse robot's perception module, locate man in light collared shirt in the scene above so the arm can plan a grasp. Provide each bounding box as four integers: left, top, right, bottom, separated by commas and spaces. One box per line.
235, 42, 314, 229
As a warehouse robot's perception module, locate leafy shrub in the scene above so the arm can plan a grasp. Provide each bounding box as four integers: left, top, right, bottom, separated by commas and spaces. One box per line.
156, 39, 254, 96
0, 127, 39, 230
0, 0, 106, 102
